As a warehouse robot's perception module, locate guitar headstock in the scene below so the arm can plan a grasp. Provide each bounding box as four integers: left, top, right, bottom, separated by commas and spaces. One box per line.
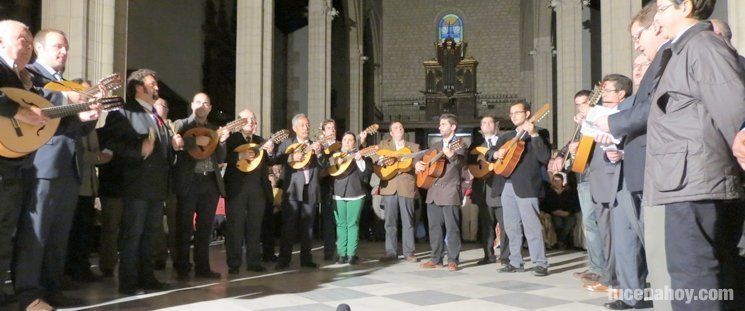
271, 129, 290, 143
360, 145, 379, 157
362, 124, 379, 135
588, 84, 604, 107
528, 103, 552, 124
99, 96, 125, 110
449, 139, 466, 152
98, 73, 123, 92
225, 118, 249, 132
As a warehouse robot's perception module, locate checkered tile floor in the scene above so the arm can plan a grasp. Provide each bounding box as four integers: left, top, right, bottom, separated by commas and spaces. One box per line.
42, 242, 644, 310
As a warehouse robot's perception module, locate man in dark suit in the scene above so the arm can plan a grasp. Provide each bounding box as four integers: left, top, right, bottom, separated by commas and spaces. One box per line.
14, 28, 104, 309
0, 20, 53, 309
170, 93, 227, 279
415, 113, 466, 272
583, 74, 633, 296
223, 109, 275, 273
274, 113, 327, 269
490, 102, 551, 276
376, 121, 420, 263
469, 116, 509, 265
98, 68, 172, 296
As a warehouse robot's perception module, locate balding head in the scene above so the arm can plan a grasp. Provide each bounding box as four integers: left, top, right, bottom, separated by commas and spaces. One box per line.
710, 19, 732, 42
238, 109, 257, 135
0, 20, 33, 68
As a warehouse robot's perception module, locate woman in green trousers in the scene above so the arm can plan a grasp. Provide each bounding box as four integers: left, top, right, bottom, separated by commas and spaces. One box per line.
331, 132, 373, 264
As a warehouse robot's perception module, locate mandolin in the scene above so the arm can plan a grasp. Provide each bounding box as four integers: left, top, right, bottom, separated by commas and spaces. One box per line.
234, 129, 290, 173
0, 87, 124, 158
492, 103, 551, 177
467, 146, 495, 179
416, 139, 465, 189
570, 85, 603, 174
374, 147, 428, 181
182, 118, 249, 160
328, 145, 379, 177
43, 73, 123, 97
286, 134, 336, 170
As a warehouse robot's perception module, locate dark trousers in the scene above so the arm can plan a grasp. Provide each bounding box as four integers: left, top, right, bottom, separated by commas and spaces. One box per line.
99, 196, 123, 274
321, 191, 336, 258
65, 195, 96, 275
665, 200, 744, 311
0, 171, 23, 285
261, 201, 278, 259
477, 203, 509, 262
595, 202, 617, 287
175, 174, 219, 273
551, 214, 576, 246
119, 197, 163, 291
226, 186, 266, 268
279, 199, 316, 264
153, 193, 177, 264
383, 195, 416, 257
427, 204, 461, 264
15, 176, 79, 305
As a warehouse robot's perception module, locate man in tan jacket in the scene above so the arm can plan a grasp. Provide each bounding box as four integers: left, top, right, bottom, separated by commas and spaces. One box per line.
377, 122, 420, 262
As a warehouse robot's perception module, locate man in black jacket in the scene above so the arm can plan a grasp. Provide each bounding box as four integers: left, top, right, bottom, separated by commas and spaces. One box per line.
98, 69, 172, 296
490, 102, 551, 276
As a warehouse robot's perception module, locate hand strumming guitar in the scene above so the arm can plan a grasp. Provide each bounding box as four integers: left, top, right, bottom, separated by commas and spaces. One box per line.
415, 161, 425, 173
14, 106, 48, 126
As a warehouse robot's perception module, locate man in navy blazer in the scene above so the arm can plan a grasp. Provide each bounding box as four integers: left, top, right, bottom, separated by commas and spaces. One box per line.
14, 28, 103, 309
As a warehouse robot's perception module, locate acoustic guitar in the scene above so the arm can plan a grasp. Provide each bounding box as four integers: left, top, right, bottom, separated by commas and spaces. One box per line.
286, 135, 336, 170
43, 73, 122, 97
182, 118, 249, 160
492, 103, 551, 177
0, 87, 124, 158
570, 85, 603, 174
328, 145, 379, 177
234, 129, 290, 173
374, 147, 428, 181
416, 139, 465, 189
467, 146, 494, 179
557, 85, 603, 173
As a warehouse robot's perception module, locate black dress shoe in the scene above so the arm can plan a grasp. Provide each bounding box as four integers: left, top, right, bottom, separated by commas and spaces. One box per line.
119, 288, 145, 296
498, 264, 525, 273
195, 270, 221, 279
604, 300, 634, 310
300, 261, 318, 269
348, 256, 359, 265
533, 266, 549, 276
46, 292, 84, 307
246, 264, 267, 272
275, 261, 290, 270
262, 254, 278, 262
228, 267, 240, 275
70, 269, 102, 283
142, 281, 170, 291
476, 257, 496, 265
336, 256, 348, 264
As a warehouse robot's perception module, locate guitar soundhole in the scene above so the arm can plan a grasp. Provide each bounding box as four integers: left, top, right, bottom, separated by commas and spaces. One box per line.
36, 124, 45, 136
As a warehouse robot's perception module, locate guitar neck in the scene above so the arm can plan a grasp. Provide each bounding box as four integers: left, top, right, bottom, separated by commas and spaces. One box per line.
42, 101, 110, 119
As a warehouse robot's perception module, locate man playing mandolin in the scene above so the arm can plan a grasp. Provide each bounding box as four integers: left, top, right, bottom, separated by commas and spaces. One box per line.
415, 113, 466, 272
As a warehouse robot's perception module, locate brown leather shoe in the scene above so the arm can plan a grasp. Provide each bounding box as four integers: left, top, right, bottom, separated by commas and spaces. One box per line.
580, 272, 600, 283
404, 255, 419, 263
583, 281, 609, 292
572, 269, 589, 279
419, 261, 438, 269
25, 298, 55, 311
447, 262, 458, 271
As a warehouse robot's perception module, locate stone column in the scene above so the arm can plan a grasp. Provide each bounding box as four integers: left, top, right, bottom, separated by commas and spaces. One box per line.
236, 0, 274, 135
532, 0, 554, 138
113, 0, 127, 97
600, 0, 641, 77
41, 0, 115, 82
554, 0, 591, 146
729, 1, 745, 52
308, 0, 333, 127
347, 0, 364, 132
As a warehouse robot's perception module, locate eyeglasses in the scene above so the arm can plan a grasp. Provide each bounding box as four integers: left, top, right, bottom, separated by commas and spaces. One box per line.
631, 25, 650, 41
603, 89, 619, 93
657, 3, 675, 14
509, 111, 526, 116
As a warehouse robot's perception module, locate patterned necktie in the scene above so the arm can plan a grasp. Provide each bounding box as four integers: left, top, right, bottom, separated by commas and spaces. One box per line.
151, 107, 165, 128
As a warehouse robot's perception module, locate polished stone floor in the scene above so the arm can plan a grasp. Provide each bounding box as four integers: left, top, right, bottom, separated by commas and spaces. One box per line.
36, 242, 635, 310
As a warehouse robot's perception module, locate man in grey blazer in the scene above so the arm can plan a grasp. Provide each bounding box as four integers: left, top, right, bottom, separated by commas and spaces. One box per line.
171, 93, 227, 279
469, 116, 509, 265
15, 28, 104, 309
98, 69, 172, 296
416, 113, 466, 272
274, 113, 327, 269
